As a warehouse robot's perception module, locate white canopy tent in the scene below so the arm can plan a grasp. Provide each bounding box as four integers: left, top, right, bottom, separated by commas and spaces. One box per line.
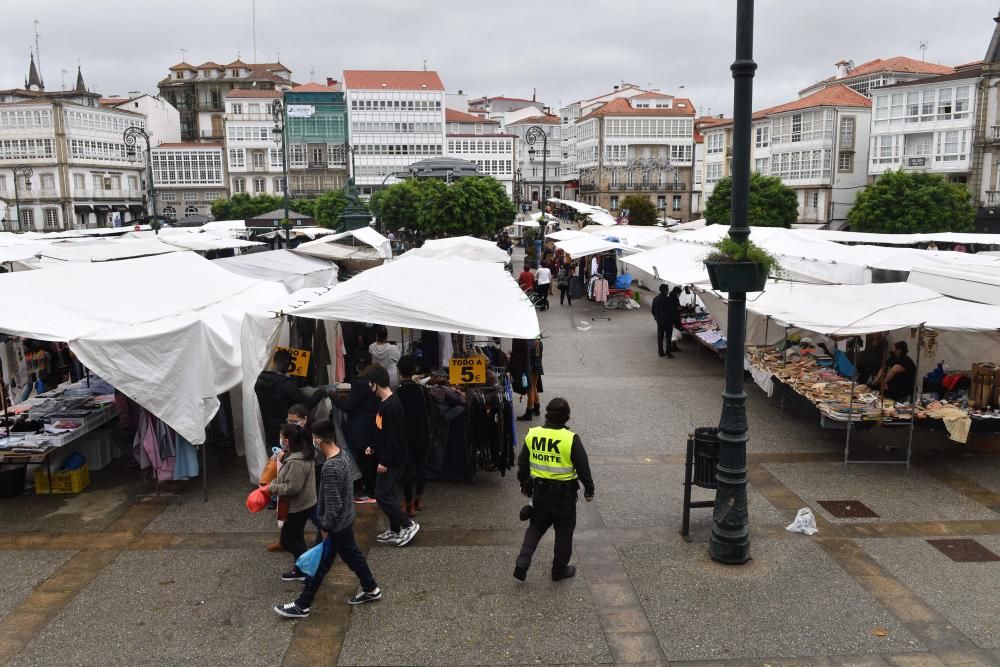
36, 238, 180, 262
214, 249, 339, 292
160, 235, 263, 252
294, 226, 392, 259
669, 218, 708, 232
546, 229, 589, 242
0, 252, 287, 446
908, 259, 1000, 306
808, 229, 1000, 247
401, 236, 509, 264
620, 241, 714, 287
239, 256, 540, 479
256, 226, 340, 241
554, 236, 637, 259
582, 225, 669, 249
513, 219, 539, 228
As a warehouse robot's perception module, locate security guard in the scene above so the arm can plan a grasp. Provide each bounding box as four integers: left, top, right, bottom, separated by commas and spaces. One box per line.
514, 397, 595, 582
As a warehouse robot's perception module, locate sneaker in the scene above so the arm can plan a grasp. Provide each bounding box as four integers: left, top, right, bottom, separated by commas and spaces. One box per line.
273, 602, 309, 618
354, 495, 377, 504
280, 569, 306, 582
396, 521, 421, 547
348, 588, 382, 605
376, 529, 400, 544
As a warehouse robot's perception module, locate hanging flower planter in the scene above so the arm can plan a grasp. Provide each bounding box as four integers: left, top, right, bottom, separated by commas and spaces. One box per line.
703, 237, 778, 293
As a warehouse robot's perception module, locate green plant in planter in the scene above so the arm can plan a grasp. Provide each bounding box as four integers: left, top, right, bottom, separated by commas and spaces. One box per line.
703, 237, 780, 292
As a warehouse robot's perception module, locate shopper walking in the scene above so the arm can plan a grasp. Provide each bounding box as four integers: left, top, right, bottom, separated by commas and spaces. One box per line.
535, 263, 552, 310
557, 263, 573, 306
396, 355, 432, 517
265, 404, 316, 553
254, 349, 326, 456
331, 369, 379, 504
273, 419, 381, 618
518, 263, 535, 294
651, 284, 681, 358
366, 366, 421, 547
368, 325, 401, 388
268, 424, 317, 582
514, 398, 594, 582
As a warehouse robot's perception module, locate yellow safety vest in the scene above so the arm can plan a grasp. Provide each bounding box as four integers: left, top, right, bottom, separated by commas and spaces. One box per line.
525, 426, 577, 481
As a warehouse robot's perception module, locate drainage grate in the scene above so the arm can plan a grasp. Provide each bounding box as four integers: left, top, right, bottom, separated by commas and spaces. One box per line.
927, 539, 1000, 563
817, 500, 880, 519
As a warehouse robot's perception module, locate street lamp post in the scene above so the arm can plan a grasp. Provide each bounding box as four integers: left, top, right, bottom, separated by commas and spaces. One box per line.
123, 126, 156, 232
525, 125, 548, 265
709, 0, 756, 565
272, 99, 291, 246
11, 165, 33, 232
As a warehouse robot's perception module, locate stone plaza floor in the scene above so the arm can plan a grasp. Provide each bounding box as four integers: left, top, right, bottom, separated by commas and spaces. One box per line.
2, 293, 1000, 666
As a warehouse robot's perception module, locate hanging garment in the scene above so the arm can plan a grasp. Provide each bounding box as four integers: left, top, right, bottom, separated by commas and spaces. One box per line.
439, 331, 454, 365
172, 435, 200, 480
334, 322, 347, 383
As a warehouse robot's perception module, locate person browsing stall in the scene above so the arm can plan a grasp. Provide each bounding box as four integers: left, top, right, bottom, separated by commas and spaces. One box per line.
535, 263, 552, 310
396, 355, 433, 516
368, 325, 401, 388
255, 349, 327, 455
514, 397, 594, 582
331, 368, 380, 504
875, 340, 917, 402
268, 424, 317, 582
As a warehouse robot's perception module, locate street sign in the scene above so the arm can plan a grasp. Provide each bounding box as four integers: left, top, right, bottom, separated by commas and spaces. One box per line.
276, 346, 311, 377
449, 355, 488, 385
287, 104, 315, 118
907, 157, 926, 167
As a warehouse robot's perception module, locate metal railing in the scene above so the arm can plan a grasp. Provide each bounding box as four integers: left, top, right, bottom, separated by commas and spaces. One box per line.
991, 126, 1000, 141
74, 189, 145, 199
986, 191, 1000, 205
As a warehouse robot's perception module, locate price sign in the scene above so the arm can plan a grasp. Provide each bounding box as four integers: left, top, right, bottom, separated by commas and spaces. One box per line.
276, 346, 311, 377
449, 355, 488, 385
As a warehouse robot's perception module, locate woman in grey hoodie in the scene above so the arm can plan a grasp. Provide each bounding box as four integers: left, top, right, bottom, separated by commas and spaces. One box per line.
269, 424, 317, 581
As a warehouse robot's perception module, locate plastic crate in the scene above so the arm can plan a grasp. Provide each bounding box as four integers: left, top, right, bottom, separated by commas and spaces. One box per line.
34, 463, 90, 494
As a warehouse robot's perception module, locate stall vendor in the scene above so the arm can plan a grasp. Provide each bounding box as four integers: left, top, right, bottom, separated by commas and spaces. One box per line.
875, 341, 917, 402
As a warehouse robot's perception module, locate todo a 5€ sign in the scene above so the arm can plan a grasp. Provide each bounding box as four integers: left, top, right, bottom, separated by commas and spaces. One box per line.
449, 355, 488, 385
276, 346, 311, 378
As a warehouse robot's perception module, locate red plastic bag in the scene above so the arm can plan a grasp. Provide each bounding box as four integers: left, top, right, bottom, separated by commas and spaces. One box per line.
246, 486, 271, 513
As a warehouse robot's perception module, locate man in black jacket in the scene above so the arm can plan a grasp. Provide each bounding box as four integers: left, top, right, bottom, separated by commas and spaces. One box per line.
366, 366, 420, 547
331, 369, 380, 503
515, 397, 594, 582
396, 355, 432, 516
650, 284, 681, 358
254, 349, 326, 456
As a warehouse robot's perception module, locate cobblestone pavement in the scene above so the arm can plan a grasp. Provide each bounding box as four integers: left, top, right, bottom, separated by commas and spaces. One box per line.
2, 287, 1000, 666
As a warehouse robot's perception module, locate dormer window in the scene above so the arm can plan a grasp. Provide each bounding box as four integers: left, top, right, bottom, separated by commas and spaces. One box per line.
231, 69, 240, 77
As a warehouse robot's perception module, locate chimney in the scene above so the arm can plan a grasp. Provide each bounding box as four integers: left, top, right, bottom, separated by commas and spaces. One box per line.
613, 85, 619, 91
326, 77, 337, 86
458, 89, 463, 95
835, 59, 851, 79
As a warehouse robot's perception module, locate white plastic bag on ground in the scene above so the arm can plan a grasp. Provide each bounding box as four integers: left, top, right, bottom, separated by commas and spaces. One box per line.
785, 507, 818, 535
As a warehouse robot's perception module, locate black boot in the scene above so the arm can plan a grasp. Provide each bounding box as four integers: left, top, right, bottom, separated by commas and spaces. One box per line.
532, 405, 541, 416
517, 411, 533, 422
513, 566, 527, 581
552, 564, 577, 581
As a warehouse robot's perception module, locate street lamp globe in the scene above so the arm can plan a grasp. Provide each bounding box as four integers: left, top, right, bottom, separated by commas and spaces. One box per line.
527, 146, 536, 162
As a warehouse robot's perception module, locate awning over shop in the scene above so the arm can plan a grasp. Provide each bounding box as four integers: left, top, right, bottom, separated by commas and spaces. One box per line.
0, 252, 287, 444
93, 205, 111, 213
214, 249, 338, 292
73, 205, 94, 214
111, 204, 129, 212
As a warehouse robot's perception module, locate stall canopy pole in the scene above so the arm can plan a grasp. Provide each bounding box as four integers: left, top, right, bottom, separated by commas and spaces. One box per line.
844, 336, 860, 466
905, 324, 924, 473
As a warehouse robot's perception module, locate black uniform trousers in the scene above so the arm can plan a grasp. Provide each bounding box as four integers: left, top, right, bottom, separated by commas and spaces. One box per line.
516, 487, 576, 572
656, 322, 674, 356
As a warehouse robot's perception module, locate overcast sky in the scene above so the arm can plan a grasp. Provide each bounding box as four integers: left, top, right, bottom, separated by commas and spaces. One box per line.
2, 1, 997, 116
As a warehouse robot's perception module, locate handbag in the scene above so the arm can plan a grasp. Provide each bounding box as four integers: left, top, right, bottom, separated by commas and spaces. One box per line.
259, 457, 278, 486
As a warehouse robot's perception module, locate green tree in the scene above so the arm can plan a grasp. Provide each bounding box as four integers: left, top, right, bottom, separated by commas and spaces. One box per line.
377, 176, 515, 237
309, 191, 351, 228
704, 172, 798, 228
620, 195, 658, 226
848, 169, 975, 233
210, 193, 313, 221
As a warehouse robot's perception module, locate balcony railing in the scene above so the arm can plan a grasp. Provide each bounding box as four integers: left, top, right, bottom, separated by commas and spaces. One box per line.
991, 126, 1000, 141
986, 191, 1000, 205
610, 182, 686, 192
580, 183, 597, 192
74, 189, 145, 200
0, 188, 59, 198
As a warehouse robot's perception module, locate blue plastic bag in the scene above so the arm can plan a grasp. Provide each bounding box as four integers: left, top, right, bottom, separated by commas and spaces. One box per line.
295, 540, 326, 578
615, 273, 633, 289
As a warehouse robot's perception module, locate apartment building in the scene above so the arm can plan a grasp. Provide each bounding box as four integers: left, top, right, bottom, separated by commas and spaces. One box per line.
0, 59, 148, 230
343, 69, 446, 194
150, 143, 226, 220
223, 89, 285, 197
158, 59, 294, 141
700, 118, 733, 201
575, 95, 697, 221
100, 94, 180, 148
284, 81, 349, 197
799, 57, 955, 99
444, 108, 515, 195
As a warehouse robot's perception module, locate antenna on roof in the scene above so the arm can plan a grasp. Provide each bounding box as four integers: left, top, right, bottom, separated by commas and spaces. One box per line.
252, 0, 257, 63
61, 68, 67, 90
423, 59, 428, 71
310, 66, 316, 82
919, 41, 928, 61
180, 48, 188, 62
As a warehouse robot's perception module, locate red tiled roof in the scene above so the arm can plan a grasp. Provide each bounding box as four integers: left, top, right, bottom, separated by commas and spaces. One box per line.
99, 97, 129, 106
291, 82, 342, 92
445, 108, 497, 123
169, 62, 197, 71
343, 70, 444, 91
579, 97, 696, 121
197, 61, 224, 70
154, 142, 224, 148
508, 114, 559, 125
802, 56, 955, 93
954, 60, 984, 70
226, 89, 282, 99
633, 91, 674, 99
226, 59, 250, 68
759, 84, 871, 116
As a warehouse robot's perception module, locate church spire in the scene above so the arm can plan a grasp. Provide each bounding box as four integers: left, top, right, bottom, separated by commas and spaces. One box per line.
985, 10, 1000, 65
75, 65, 87, 93
26, 52, 43, 91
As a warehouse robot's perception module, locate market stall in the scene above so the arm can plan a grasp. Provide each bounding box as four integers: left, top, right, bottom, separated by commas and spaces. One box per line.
400, 236, 509, 264
292, 227, 391, 273
0, 252, 287, 497
240, 255, 540, 483
699, 282, 1000, 464
214, 249, 338, 292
